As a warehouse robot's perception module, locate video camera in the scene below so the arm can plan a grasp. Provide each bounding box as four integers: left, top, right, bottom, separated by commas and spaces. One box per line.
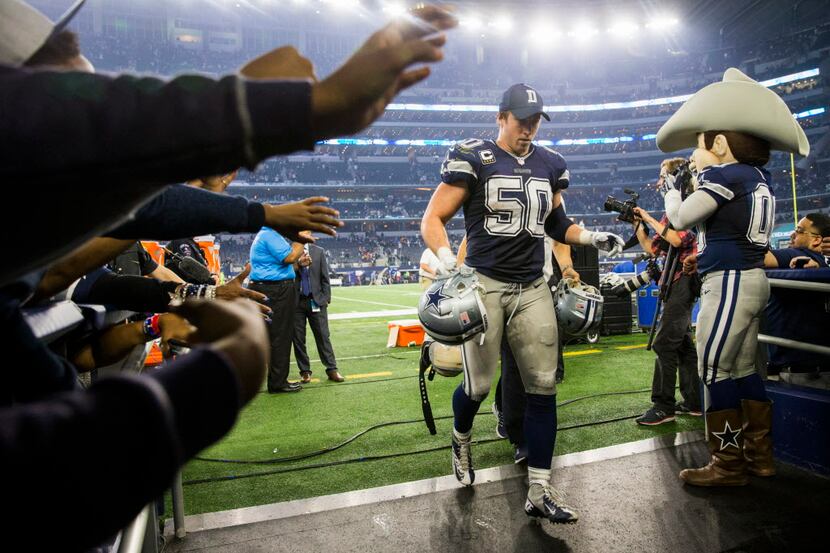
604, 189, 640, 224
163, 248, 214, 285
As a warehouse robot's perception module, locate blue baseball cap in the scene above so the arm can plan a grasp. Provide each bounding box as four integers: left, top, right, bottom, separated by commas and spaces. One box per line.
499, 83, 550, 121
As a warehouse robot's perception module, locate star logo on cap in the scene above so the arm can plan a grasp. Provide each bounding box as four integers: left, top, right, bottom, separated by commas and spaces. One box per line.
712, 420, 742, 451
424, 285, 450, 314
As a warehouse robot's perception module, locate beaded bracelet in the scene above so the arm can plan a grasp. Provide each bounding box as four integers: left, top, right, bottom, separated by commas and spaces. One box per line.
172, 283, 217, 302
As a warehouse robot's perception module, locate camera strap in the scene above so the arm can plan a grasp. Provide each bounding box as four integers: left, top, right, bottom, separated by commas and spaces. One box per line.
622, 221, 647, 251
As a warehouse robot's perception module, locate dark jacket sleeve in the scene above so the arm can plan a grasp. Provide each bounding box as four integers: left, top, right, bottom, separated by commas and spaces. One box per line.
0, 65, 314, 181
105, 185, 265, 240
0, 294, 79, 405
0, 65, 309, 288
0, 346, 240, 553
72, 270, 178, 314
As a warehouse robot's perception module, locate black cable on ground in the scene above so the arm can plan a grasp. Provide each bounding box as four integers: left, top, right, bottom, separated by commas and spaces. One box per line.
184, 411, 642, 486
195, 387, 652, 465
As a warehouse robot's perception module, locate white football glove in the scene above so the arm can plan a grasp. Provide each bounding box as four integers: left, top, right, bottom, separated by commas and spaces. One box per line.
435, 246, 457, 276
658, 172, 678, 198
589, 232, 625, 257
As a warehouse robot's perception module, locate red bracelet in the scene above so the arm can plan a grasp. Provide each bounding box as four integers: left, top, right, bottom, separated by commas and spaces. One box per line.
144, 314, 161, 339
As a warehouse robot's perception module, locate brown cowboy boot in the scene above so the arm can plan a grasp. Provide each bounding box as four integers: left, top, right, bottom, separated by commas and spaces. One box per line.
680, 408, 748, 487
742, 399, 775, 477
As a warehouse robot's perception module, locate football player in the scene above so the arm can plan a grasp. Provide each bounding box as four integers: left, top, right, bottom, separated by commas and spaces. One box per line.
421, 83, 623, 523
656, 68, 810, 486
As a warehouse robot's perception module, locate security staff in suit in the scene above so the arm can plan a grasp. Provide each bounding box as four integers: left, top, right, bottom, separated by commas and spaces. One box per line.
293, 244, 344, 383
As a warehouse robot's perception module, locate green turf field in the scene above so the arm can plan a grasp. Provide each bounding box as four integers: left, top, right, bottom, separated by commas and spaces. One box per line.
172, 283, 702, 516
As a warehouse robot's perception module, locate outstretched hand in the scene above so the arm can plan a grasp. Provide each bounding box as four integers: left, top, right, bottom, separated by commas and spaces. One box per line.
216, 263, 272, 315
240, 45, 317, 81
157, 313, 197, 358
264, 197, 343, 242
311, 6, 457, 139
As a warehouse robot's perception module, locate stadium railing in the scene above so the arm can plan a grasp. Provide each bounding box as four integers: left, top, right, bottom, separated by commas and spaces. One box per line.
23, 301, 163, 553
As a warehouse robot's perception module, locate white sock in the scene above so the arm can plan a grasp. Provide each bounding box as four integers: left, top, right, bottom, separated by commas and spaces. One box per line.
453, 428, 472, 443
527, 466, 551, 504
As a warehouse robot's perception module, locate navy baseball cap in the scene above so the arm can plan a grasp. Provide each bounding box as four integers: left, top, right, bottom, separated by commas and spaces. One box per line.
499, 83, 550, 121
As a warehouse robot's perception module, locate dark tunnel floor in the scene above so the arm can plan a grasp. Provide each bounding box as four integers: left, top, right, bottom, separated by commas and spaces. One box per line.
165, 439, 828, 553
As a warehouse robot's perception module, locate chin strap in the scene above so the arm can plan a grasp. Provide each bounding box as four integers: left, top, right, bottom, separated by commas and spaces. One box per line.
418, 341, 437, 435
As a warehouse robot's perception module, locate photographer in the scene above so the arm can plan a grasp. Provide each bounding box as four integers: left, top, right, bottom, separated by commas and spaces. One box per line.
631, 158, 702, 425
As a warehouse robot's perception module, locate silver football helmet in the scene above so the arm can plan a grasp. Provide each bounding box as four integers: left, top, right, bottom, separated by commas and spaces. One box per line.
418, 268, 488, 345
554, 277, 604, 335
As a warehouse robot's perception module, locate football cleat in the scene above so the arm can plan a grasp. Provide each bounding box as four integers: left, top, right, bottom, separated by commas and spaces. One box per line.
525, 486, 579, 524
451, 435, 475, 486
492, 402, 507, 439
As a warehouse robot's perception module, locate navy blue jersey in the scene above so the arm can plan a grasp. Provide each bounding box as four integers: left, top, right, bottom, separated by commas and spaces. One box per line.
695, 163, 775, 275
440, 138, 569, 283
771, 247, 828, 268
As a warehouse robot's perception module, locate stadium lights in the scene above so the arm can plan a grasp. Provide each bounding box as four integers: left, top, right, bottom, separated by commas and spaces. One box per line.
317, 107, 825, 147
608, 21, 640, 37
322, 0, 360, 11
385, 68, 820, 113
381, 2, 406, 17
529, 22, 559, 46
572, 23, 599, 42
490, 14, 514, 34
319, 136, 637, 147
645, 15, 679, 30
794, 107, 825, 118
459, 15, 482, 31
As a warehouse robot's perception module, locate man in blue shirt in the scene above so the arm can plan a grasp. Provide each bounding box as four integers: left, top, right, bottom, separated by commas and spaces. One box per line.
250, 228, 305, 393
764, 214, 829, 269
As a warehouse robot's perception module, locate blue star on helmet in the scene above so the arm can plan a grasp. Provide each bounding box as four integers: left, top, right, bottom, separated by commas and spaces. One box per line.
712, 420, 742, 451
424, 285, 450, 314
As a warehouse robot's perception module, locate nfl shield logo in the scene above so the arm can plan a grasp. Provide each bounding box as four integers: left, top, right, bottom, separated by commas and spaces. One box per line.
460, 311, 471, 326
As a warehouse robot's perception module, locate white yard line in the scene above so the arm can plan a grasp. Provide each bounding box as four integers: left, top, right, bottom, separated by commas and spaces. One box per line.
329, 308, 418, 320
290, 350, 419, 365
330, 296, 415, 309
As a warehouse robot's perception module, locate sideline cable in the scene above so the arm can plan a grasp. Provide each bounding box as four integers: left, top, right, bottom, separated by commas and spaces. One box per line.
196, 387, 650, 465
184, 412, 642, 486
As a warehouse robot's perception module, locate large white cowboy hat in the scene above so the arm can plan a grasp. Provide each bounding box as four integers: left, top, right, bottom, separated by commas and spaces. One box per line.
656, 67, 810, 156
0, 0, 86, 66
